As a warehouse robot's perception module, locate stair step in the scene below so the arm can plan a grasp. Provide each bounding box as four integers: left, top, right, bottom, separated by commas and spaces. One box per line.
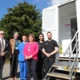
56, 67, 79, 73
47, 72, 75, 79
57, 57, 79, 61
52, 64, 79, 72
52, 64, 68, 68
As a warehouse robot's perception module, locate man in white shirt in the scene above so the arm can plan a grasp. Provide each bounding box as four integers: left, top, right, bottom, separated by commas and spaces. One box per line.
0, 31, 8, 80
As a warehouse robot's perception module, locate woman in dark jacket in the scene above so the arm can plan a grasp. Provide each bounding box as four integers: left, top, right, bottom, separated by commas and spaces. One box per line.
37, 33, 45, 80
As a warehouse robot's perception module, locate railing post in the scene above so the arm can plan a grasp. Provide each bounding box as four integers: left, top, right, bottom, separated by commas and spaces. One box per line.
63, 31, 79, 80
69, 44, 72, 80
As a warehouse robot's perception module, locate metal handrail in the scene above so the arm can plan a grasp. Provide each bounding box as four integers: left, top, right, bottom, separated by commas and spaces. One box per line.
62, 30, 79, 80
70, 49, 79, 80
71, 34, 78, 80
64, 30, 79, 56
70, 49, 79, 72
67, 30, 79, 80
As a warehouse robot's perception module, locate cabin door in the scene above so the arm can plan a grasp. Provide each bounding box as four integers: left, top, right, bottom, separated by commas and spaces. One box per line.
70, 17, 77, 53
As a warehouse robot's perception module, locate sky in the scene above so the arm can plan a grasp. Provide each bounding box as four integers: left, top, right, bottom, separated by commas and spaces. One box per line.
0, 0, 65, 19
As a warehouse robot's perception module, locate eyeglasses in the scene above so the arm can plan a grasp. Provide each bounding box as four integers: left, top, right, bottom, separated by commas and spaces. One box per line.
0, 33, 4, 35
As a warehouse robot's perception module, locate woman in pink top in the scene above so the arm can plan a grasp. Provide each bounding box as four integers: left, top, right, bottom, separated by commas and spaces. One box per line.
24, 34, 39, 80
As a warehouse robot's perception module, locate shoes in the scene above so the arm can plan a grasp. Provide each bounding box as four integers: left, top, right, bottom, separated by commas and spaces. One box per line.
10, 77, 17, 80
14, 77, 17, 80
0, 78, 2, 80
10, 78, 14, 80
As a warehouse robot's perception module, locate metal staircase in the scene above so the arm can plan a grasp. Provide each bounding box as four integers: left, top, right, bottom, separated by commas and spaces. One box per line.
43, 30, 79, 80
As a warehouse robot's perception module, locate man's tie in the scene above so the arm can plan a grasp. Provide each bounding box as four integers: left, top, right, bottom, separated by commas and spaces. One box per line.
1, 39, 4, 53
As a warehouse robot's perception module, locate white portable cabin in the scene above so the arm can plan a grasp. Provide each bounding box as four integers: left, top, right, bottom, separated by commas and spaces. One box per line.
42, 0, 80, 58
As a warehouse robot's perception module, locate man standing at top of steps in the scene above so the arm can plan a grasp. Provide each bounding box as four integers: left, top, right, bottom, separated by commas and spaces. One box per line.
42, 31, 59, 78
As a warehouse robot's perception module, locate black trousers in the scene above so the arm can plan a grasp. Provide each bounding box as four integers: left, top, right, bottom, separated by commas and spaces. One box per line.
37, 59, 43, 80
10, 49, 18, 78
26, 59, 38, 80
42, 57, 55, 78
0, 56, 5, 79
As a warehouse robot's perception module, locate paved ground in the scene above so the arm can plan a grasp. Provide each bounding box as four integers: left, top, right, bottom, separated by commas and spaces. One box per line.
3, 62, 80, 80
3, 62, 20, 80
2, 62, 34, 80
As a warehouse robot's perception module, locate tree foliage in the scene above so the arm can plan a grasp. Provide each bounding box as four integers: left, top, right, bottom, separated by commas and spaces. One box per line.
0, 2, 42, 40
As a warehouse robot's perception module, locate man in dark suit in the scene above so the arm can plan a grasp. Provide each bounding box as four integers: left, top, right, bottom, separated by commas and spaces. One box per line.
0, 31, 8, 80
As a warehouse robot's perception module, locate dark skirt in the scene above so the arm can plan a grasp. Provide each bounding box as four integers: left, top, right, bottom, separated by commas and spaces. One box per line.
10, 49, 18, 78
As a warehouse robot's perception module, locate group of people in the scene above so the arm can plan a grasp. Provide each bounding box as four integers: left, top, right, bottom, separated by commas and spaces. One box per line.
0, 30, 59, 80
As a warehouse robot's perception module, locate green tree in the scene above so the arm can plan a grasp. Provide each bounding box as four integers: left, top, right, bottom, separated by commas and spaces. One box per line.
0, 2, 42, 40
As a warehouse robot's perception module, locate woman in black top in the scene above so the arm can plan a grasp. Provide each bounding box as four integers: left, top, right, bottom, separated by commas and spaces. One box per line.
37, 33, 44, 80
